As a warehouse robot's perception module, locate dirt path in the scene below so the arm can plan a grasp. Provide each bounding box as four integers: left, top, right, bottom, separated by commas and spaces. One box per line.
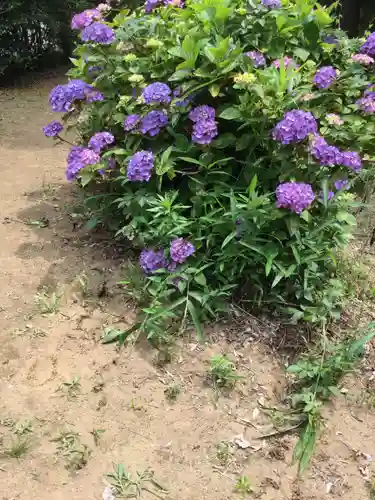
0, 74, 375, 500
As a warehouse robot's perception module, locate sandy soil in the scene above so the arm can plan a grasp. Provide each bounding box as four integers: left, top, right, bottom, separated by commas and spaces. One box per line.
0, 73, 375, 500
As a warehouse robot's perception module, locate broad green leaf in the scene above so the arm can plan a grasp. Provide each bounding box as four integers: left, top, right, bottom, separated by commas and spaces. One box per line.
219, 107, 242, 120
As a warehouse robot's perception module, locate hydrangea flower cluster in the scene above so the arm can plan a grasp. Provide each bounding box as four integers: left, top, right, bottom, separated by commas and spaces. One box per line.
309, 135, 362, 172
49, 79, 102, 112
272, 56, 297, 69
88, 132, 115, 153
81, 22, 115, 44
165, 0, 185, 7
357, 95, 375, 114
71, 9, 101, 30
272, 110, 317, 144
276, 182, 315, 214
66, 146, 100, 181
351, 53, 374, 65
127, 151, 154, 182
140, 110, 168, 136
360, 32, 375, 56
334, 179, 350, 190
142, 82, 172, 104
43, 121, 63, 137
189, 105, 218, 145
246, 51, 266, 67
326, 113, 344, 126
309, 135, 342, 166
140, 249, 168, 273
170, 238, 195, 264
145, 0, 160, 12
313, 66, 337, 89
261, 0, 281, 8
124, 114, 141, 131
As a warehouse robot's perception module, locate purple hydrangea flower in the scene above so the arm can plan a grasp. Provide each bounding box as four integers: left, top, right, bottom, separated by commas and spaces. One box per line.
88, 131, 115, 153
170, 238, 195, 264
272, 110, 317, 144
357, 96, 375, 114
189, 105, 216, 122
334, 179, 350, 190
49, 79, 92, 112
71, 9, 101, 30
66, 146, 100, 182
81, 22, 115, 44
351, 53, 374, 65
192, 120, 218, 145
272, 56, 297, 69
313, 66, 337, 89
164, 0, 185, 7
341, 151, 362, 172
127, 151, 154, 182
173, 87, 192, 107
309, 135, 342, 166
261, 0, 281, 7
68, 79, 91, 100
43, 121, 63, 137
124, 114, 141, 131
140, 110, 168, 136
85, 89, 104, 102
140, 249, 168, 273
246, 51, 266, 67
319, 190, 334, 201
276, 182, 315, 214
360, 32, 375, 56
142, 82, 171, 104
99, 157, 116, 176
145, 0, 160, 12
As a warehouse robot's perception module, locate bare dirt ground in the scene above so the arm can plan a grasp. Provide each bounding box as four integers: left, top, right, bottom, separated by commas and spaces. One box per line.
1, 73, 375, 500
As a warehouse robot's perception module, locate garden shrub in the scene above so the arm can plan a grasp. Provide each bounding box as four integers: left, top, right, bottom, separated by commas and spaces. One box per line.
44, 0, 375, 340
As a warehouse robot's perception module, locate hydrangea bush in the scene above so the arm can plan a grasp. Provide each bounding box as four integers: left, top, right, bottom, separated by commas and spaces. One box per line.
45, 0, 375, 337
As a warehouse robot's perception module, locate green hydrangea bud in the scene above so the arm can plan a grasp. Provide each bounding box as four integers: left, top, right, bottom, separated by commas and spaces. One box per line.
128, 74, 144, 83
146, 39, 163, 48
233, 72, 256, 84
124, 53, 137, 62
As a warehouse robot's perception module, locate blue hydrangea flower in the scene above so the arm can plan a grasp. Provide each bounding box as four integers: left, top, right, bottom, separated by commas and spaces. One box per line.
124, 114, 141, 131
49, 85, 73, 112
140, 110, 168, 136
272, 110, 317, 144
272, 56, 298, 69
357, 96, 375, 114
145, 0, 160, 12
189, 105, 216, 122
81, 22, 115, 44
276, 182, 315, 214
85, 89, 104, 102
43, 121, 63, 137
88, 132, 115, 153
49, 79, 100, 111
341, 151, 362, 172
71, 9, 101, 30
309, 135, 342, 166
334, 179, 350, 190
170, 238, 195, 264
140, 249, 168, 273
66, 146, 100, 182
313, 66, 337, 89
192, 120, 218, 145
360, 32, 375, 56
261, 0, 281, 7
246, 51, 266, 67
142, 82, 172, 104
127, 151, 154, 182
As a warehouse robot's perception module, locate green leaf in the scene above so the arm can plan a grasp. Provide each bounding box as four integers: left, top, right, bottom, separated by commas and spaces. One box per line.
178, 156, 203, 166
293, 48, 310, 61
219, 107, 242, 120
80, 171, 94, 187
222, 231, 237, 248
194, 273, 207, 286
328, 386, 343, 398
271, 274, 284, 288
84, 216, 99, 231
187, 300, 205, 342
101, 323, 140, 344
209, 84, 221, 97
248, 175, 258, 195
286, 364, 303, 373
336, 211, 356, 225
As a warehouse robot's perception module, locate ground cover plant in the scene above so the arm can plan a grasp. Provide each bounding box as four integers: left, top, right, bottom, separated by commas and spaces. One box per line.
44, 0, 375, 340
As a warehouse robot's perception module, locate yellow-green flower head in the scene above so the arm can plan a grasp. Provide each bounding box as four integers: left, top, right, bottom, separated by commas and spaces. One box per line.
128, 74, 144, 83
233, 72, 256, 84
146, 39, 163, 48
124, 53, 137, 62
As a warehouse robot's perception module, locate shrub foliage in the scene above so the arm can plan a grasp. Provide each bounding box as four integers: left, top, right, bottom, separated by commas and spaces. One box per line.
45, 0, 375, 339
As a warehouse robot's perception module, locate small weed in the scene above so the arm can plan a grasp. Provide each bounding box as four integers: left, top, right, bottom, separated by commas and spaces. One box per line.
287, 325, 375, 474
76, 273, 89, 297
34, 289, 61, 314
128, 398, 144, 411
101, 327, 134, 346
368, 477, 375, 500
234, 476, 253, 495
58, 376, 81, 400
209, 355, 242, 388
24, 217, 49, 228
118, 262, 147, 304
52, 431, 91, 472
4, 438, 30, 459
106, 463, 168, 499
164, 384, 181, 402
215, 441, 234, 466
90, 428, 105, 446
13, 420, 33, 435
